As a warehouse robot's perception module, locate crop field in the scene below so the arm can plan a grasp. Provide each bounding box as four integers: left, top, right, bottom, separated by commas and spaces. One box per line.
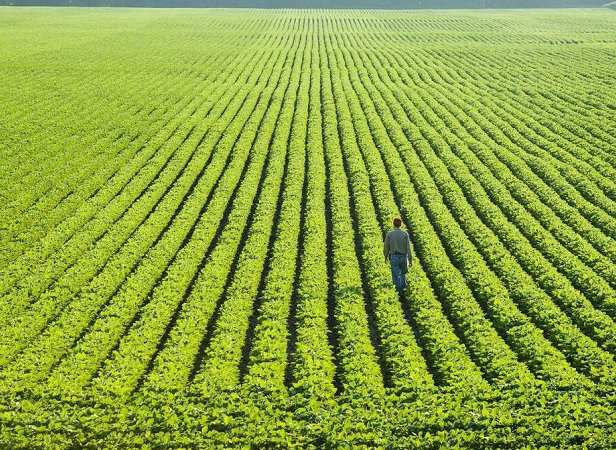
1, 6, 616, 447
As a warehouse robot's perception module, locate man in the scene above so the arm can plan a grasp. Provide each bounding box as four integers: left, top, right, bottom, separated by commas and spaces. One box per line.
383, 217, 413, 295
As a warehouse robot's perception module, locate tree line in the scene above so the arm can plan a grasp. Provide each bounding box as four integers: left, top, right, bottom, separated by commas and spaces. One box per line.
2, 0, 608, 8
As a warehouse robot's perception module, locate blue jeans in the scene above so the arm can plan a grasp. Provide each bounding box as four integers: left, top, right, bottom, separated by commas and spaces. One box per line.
390, 254, 408, 294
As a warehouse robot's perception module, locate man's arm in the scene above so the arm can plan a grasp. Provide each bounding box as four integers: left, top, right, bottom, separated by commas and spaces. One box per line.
406, 233, 413, 265
383, 233, 390, 262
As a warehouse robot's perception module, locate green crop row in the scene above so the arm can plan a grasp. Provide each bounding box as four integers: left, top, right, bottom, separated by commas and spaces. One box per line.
2, 7, 616, 448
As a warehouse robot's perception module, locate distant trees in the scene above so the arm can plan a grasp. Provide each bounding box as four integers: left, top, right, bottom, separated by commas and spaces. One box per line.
3, 0, 608, 8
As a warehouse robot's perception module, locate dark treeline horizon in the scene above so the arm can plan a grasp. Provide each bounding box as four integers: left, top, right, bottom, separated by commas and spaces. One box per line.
1, 0, 609, 8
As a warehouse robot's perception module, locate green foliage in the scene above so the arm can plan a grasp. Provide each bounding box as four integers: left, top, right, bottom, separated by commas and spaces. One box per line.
1, 6, 616, 448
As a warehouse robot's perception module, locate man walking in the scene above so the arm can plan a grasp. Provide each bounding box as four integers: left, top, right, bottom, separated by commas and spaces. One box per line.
383, 217, 413, 295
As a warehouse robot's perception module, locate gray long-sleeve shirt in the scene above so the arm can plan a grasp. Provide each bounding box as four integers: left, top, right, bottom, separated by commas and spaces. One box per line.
383, 228, 412, 261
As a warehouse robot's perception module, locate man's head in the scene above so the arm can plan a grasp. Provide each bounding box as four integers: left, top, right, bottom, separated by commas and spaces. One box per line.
393, 217, 402, 228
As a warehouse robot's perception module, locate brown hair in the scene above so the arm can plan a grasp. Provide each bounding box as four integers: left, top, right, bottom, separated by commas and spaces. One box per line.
393, 217, 402, 228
